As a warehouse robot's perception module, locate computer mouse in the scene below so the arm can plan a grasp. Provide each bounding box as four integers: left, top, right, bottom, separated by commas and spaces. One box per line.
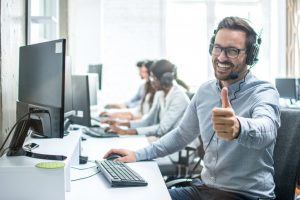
106, 153, 122, 161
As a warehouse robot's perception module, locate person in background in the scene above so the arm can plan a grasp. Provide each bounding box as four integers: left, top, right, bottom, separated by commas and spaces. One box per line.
104, 17, 281, 200
103, 59, 190, 137
104, 60, 151, 109
101, 60, 156, 120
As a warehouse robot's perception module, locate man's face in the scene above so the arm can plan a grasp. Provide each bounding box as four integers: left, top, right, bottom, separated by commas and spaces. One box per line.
138, 65, 149, 80
211, 28, 248, 84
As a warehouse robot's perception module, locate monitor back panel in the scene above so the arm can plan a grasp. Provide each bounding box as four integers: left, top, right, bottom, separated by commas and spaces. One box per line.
71, 75, 91, 127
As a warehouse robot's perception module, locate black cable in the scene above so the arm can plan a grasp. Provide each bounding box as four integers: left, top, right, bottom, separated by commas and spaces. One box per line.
71, 169, 101, 182
0, 108, 51, 157
189, 71, 250, 177
0, 112, 31, 155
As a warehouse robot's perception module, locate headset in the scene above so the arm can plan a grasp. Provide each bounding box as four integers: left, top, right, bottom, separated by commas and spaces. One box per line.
159, 64, 176, 88
209, 29, 262, 66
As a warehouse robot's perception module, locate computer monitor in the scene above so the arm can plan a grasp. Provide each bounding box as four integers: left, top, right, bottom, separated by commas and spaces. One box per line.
70, 75, 92, 127
6, 39, 67, 157
88, 64, 102, 90
275, 78, 298, 100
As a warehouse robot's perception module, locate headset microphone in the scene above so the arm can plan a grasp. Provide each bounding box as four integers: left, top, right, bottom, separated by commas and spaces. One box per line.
227, 72, 239, 80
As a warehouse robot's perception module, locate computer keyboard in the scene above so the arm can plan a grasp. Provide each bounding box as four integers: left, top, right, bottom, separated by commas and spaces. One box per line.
82, 127, 119, 138
95, 160, 148, 187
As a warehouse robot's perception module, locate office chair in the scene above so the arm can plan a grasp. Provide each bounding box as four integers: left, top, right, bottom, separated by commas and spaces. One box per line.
166, 108, 300, 200
157, 137, 204, 183
273, 108, 300, 200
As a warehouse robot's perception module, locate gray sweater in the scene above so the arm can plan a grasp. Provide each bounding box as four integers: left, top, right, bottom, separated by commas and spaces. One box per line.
130, 84, 190, 137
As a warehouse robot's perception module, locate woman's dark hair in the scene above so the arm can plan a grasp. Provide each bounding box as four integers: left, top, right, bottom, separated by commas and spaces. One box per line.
150, 59, 174, 81
140, 60, 155, 114
151, 59, 189, 91
136, 60, 145, 68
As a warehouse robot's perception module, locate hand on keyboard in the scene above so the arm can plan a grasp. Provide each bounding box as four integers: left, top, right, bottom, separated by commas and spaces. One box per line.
107, 125, 138, 135
104, 148, 137, 163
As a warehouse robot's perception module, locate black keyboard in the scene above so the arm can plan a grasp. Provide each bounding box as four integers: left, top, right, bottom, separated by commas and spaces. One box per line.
95, 160, 148, 187
82, 127, 119, 138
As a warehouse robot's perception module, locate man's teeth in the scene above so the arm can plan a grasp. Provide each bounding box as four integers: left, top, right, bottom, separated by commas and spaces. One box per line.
218, 63, 231, 68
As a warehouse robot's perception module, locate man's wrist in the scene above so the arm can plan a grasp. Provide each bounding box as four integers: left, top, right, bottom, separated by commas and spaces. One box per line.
233, 118, 241, 139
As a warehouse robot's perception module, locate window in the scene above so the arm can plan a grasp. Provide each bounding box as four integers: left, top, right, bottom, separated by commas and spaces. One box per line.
165, 0, 273, 91
27, 0, 59, 44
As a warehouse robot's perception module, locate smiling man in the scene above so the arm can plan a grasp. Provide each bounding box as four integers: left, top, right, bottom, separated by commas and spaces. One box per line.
104, 17, 281, 200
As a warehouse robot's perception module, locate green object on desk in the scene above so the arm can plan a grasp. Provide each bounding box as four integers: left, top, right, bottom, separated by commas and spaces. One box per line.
35, 161, 65, 169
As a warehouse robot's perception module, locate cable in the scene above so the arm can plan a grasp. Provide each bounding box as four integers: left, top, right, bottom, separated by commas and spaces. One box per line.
71, 169, 101, 182
0, 108, 51, 157
0, 112, 31, 155
71, 166, 97, 170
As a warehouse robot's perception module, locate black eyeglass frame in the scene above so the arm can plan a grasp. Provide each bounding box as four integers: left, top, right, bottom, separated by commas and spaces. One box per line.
211, 45, 247, 58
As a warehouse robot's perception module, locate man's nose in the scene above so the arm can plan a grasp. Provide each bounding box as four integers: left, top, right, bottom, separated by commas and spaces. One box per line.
217, 50, 229, 62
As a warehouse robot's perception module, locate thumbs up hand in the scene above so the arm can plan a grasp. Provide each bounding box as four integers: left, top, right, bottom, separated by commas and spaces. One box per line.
212, 87, 240, 140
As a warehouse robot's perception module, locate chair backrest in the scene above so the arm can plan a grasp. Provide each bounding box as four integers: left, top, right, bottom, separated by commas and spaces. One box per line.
273, 108, 300, 200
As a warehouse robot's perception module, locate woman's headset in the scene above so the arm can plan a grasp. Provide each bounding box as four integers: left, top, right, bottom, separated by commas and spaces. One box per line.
159, 64, 176, 87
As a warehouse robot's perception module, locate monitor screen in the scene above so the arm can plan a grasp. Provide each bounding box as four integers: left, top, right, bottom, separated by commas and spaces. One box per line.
88, 64, 102, 90
275, 78, 297, 100
17, 39, 66, 138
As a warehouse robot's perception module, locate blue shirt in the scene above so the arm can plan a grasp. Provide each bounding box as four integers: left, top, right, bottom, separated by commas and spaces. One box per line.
125, 83, 145, 108
136, 72, 280, 199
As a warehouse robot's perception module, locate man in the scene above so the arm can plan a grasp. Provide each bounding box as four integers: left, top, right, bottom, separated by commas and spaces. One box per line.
104, 17, 280, 200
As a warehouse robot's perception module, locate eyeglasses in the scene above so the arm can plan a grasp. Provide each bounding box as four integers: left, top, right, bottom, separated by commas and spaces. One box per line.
211, 45, 246, 58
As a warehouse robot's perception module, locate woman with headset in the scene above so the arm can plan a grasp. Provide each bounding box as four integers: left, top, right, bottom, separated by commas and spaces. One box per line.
103, 59, 190, 137
101, 60, 156, 120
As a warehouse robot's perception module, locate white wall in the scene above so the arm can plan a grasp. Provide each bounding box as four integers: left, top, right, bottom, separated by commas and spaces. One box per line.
0, 0, 25, 145
69, 0, 164, 104
68, 0, 287, 104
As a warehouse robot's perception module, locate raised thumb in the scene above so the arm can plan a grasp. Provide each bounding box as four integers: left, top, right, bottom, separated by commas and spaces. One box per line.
221, 87, 231, 108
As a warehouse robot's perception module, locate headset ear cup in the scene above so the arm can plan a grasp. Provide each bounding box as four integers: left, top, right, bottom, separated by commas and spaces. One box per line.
160, 72, 174, 87
246, 44, 259, 66
209, 35, 215, 55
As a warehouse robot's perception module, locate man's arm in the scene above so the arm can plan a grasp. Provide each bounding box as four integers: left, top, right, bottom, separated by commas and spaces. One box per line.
135, 94, 201, 161
212, 87, 280, 149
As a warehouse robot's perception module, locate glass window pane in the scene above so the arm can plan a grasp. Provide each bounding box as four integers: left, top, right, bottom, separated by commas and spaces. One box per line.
166, 2, 207, 91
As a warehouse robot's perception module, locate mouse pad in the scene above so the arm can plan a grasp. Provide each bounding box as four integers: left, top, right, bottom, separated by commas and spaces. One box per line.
35, 161, 65, 169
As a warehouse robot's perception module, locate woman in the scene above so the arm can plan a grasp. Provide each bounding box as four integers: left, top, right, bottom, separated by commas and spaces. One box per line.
104, 59, 190, 137
101, 60, 156, 120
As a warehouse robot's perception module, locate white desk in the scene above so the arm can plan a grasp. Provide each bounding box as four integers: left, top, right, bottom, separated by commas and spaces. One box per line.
0, 131, 81, 200
66, 135, 171, 200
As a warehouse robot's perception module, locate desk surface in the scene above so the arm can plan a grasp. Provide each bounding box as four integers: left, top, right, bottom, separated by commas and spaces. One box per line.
67, 135, 171, 200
